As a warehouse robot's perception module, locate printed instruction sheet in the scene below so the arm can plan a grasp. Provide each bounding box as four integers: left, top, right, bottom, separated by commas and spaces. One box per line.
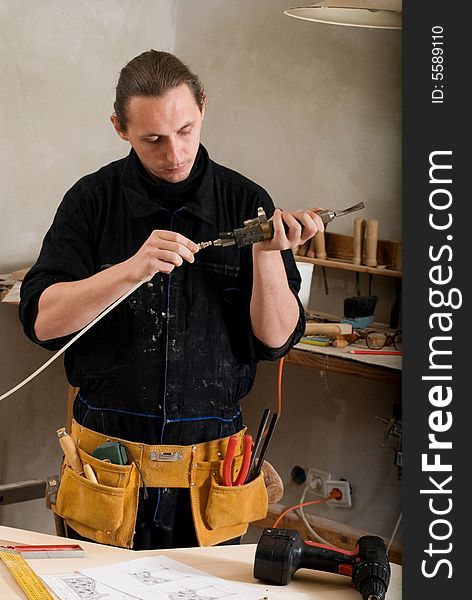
41, 555, 267, 600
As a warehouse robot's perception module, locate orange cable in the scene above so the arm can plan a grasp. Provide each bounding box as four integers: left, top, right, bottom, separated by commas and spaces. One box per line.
277, 356, 285, 416
272, 492, 338, 528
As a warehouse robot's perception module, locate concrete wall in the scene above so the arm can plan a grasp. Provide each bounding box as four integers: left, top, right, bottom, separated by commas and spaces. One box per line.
1, 0, 401, 544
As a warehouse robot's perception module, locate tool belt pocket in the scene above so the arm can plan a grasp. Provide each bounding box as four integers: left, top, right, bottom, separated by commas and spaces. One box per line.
205, 472, 268, 530
55, 448, 140, 548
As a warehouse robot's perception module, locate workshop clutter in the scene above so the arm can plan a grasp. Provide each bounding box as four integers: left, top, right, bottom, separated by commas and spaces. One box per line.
294, 214, 402, 331
301, 321, 402, 354
294, 215, 401, 272
52, 416, 281, 548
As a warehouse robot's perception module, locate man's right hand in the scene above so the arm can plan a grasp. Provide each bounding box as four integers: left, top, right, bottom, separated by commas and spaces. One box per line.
125, 230, 199, 281
34, 230, 199, 341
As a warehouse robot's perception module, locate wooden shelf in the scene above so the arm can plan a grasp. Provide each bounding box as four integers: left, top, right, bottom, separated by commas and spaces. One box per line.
294, 231, 402, 279
295, 255, 402, 278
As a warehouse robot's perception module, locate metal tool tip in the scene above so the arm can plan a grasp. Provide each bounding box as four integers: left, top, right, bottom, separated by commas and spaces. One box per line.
198, 241, 213, 250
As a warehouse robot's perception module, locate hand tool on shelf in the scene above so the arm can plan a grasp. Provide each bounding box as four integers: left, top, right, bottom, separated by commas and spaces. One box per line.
197, 203, 365, 250
348, 349, 402, 355
313, 231, 327, 260
312, 230, 329, 294
304, 322, 352, 336
254, 528, 391, 600
222, 433, 253, 486
352, 218, 366, 265
364, 218, 379, 267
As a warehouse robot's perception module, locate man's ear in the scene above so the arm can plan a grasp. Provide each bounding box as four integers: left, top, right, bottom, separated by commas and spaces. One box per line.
110, 114, 128, 141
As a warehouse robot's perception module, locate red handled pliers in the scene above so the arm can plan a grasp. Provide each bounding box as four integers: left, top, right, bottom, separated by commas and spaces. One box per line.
222, 434, 253, 486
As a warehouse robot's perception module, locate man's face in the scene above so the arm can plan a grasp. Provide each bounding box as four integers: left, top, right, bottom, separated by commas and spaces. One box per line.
111, 84, 205, 183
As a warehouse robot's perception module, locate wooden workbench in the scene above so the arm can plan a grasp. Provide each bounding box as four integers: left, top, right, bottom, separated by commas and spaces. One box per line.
287, 343, 402, 386
0, 525, 402, 599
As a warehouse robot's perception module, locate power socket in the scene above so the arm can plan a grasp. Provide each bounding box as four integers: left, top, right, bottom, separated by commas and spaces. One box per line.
325, 479, 352, 508
306, 467, 332, 498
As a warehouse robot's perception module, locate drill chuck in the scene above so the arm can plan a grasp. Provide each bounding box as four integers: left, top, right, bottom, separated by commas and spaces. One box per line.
254, 528, 390, 600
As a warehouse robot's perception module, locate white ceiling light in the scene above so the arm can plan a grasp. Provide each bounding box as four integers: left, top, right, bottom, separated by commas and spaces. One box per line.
284, 0, 402, 30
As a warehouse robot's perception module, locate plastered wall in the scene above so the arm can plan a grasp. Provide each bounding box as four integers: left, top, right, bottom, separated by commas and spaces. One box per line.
0, 0, 177, 533
1, 0, 401, 543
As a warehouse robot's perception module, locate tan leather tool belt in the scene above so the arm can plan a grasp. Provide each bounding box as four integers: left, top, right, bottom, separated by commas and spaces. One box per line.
54, 420, 268, 549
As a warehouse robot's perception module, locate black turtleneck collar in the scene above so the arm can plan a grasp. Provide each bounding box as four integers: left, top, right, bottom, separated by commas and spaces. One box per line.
137, 146, 205, 210
121, 144, 215, 224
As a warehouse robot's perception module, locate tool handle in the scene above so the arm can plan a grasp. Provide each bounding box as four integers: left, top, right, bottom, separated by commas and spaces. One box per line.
252, 413, 278, 480
364, 219, 379, 267
57, 428, 83, 474
305, 323, 352, 336
245, 409, 271, 483
235, 434, 253, 486
313, 231, 327, 260
303, 539, 356, 573
352, 218, 365, 265
222, 435, 239, 486
83, 464, 98, 484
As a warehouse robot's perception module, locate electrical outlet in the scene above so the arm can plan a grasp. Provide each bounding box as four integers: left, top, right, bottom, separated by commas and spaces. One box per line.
306, 467, 332, 497
325, 479, 352, 508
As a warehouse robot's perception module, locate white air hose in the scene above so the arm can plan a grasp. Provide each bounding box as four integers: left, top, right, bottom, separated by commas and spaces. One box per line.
0, 280, 144, 402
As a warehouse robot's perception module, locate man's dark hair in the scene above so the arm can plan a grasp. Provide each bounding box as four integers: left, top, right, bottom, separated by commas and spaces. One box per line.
113, 50, 205, 129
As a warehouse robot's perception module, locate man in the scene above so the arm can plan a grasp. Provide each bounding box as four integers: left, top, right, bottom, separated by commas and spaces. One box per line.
19, 50, 323, 550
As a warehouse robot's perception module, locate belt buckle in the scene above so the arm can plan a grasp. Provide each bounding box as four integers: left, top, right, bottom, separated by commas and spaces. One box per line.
150, 451, 183, 462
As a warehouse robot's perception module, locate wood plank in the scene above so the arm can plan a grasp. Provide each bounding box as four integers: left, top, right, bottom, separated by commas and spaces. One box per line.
10, 267, 30, 281
0, 281, 21, 304
0, 481, 46, 505
254, 503, 402, 565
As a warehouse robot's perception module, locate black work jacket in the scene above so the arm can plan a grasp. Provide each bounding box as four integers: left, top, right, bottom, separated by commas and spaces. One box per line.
19, 146, 304, 445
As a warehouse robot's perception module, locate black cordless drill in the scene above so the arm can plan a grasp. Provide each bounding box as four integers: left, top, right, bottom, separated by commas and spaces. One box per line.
254, 528, 391, 600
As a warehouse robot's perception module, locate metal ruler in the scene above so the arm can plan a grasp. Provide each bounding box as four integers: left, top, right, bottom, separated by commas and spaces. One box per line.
0, 549, 54, 599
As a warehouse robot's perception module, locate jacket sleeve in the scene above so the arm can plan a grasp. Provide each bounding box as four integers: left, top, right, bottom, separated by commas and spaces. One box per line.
19, 190, 95, 351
